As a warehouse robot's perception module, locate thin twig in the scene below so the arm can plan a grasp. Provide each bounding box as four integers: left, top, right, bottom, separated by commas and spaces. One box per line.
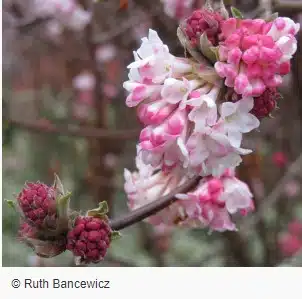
93, 8, 160, 44
110, 176, 200, 231
5, 118, 139, 140
17, 16, 53, 33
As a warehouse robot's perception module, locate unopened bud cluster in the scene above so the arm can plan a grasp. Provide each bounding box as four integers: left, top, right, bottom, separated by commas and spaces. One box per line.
67, 217, 111, 264
10, 176, 119, 265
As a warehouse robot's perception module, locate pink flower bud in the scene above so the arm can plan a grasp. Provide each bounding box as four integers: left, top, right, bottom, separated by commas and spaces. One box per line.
183, 9, 223, 47
272, 151, 288, 168
279, 234, 302, 257
67, 216, 112, 264
17, 182, 57, 227
288, 221, 302, 236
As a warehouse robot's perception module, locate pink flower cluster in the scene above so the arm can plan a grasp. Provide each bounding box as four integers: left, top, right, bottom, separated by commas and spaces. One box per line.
279, 220, 302, 257
215, 17, 300, 97
123, 29, 259, 177
124, 154, 254, 232
32, 0, 91, 31
161, 0, 194, 21
123, 11, 299, 233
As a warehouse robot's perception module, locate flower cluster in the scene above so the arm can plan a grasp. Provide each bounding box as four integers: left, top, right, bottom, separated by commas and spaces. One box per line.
32, 0, 91, 31
123, 29, 259, 178
123, 3, 299, 232
124, 154, 254, 232
215, 16, 299, 116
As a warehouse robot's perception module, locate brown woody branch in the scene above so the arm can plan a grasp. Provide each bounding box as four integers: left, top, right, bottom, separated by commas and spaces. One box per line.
273, 0, 302, 13
109, 176, 200, 231
5, 118, 139, 140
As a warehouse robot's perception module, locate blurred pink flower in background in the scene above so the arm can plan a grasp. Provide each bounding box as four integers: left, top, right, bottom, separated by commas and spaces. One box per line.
45, 20, 64, 40
72, 71, 96, 91
72, 71, 96, 120
32, 0, 92, 31
96, 44, 117, 63
284, 180, 301, 198
103, 153, 119, 169
161, 0, 195, 21
279, 220, 302, 257
272, 151, 288, 168
102, 83, 119, 99
288, 220, 302, 236
279, 234, 302, 257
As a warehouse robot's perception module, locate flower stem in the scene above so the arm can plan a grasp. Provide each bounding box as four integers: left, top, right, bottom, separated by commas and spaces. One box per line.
109, 176, 200, 231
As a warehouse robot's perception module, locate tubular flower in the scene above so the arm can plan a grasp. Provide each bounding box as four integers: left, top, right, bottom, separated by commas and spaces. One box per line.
215, 17, 300, 97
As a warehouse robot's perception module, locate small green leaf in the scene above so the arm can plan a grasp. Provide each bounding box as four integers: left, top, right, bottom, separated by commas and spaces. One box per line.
231, 7, 244, 19
110, 231, 122, 241
199, 33, 217, 63
5, 199, 17, 211
53, 173, 65, 197
87, 201, 109, 218
56, 192, 72, 218
210, 46, 220, 61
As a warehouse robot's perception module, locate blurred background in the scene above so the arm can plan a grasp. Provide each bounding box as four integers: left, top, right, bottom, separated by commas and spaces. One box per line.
2, 0, 302, 267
